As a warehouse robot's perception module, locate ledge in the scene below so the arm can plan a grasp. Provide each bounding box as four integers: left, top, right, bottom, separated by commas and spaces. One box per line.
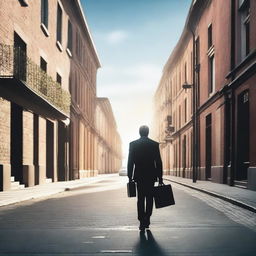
40, 23, 50, 37
0, 77, 69, 120
56, 41, 63, 52
66, 48, 72, 58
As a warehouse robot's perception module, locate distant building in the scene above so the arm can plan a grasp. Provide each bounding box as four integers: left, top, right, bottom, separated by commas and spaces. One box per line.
154, 0, 256, 190
63, 0, 101, 179
95, 98, 122, 174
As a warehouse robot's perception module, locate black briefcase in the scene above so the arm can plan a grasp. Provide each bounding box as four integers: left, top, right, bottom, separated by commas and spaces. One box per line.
153, 184, 175, 208
127, 181, 136, 197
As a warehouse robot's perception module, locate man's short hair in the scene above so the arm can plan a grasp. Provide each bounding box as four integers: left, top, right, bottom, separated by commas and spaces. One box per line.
139, 125, 149, 137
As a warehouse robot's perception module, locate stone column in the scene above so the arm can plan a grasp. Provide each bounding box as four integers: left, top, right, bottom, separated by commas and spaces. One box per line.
22, 111, 35, 187
79, 121, 84, 177
38, 116, 46, 184
0, 99, 11, 191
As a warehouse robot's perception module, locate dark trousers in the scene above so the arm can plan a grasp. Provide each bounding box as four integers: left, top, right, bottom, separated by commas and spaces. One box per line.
136, 180, 155, 225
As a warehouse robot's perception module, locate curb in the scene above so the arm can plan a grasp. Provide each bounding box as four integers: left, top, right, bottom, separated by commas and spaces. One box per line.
164, 177, 256, 213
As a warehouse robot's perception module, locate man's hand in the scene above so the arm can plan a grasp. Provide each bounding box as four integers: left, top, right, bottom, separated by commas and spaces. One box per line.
158, 179, 164, 186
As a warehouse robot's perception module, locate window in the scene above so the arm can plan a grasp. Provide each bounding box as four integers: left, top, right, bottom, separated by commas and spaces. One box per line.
14, 32, 27, 81
40, 57, 47, 72
208, 24, 212, 49
184, 62, 187, 82
239, 0, 250, 59
19, 0, 29, 6
76, 31, 83, 62
57, 3, 62, 44
67, 20, 73, 53
184, 98, 187, 123
209, 55, 215, 95
40, 57, 47, 94
56, 73, 62, 85
195, 37, 200, 66
179, 105, 181, 128
41, 0, 48, 28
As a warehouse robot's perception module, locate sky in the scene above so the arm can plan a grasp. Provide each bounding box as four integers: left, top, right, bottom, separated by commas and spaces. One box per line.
81, 0, 191, 165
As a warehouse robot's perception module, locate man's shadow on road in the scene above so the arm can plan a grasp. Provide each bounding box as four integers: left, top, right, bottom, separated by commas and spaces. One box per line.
134, 230, 168, 256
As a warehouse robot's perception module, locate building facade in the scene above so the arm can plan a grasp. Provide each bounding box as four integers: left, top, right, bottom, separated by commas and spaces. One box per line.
0, 0, 121, 191
62, 0, 101, 179
95, 98, 122, 174
0, 0, 71, 191
154, 0, 256, 190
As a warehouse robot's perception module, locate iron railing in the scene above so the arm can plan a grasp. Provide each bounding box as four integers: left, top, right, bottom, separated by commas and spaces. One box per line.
0, 44, 71, 114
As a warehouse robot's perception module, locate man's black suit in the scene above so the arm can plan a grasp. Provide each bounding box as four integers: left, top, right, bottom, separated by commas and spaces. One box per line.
127, 136, 163, 227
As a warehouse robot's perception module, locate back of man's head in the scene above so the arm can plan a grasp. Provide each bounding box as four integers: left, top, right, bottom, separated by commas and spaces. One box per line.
139, 125, 149, 137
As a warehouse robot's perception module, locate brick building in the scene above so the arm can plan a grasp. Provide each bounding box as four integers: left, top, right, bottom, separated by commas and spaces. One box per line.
0, 0, 121, 191
63, 0, 101, 179
95, 98, 122, 174
0, 0, 71, 191
154, 0, 256, 190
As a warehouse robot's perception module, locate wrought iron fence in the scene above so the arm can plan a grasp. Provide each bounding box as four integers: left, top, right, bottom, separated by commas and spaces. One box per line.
0, 43, 71, 114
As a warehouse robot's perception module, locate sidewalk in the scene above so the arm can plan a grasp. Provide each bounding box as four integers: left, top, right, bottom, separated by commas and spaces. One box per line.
0, 174, 117, 207
164, 175, 256, 213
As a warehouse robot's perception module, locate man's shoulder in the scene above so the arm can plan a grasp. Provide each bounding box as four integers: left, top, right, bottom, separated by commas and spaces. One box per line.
129, 139, 139, 146
147, 138, 159, 146
129, 138, 159, 146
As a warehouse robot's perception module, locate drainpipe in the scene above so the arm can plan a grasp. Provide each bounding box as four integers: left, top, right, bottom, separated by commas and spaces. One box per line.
229, 0, 236, 186
188, 25, 197, 183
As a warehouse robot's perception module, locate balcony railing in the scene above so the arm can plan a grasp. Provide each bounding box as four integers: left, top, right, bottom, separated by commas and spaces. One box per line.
0, 44, 71, 114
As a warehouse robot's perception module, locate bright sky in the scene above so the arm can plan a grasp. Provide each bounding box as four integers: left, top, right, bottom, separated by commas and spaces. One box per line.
81, 0, 191, 165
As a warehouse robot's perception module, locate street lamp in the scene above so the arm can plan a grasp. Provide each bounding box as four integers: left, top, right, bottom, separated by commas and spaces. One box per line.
181, 81, 197, 183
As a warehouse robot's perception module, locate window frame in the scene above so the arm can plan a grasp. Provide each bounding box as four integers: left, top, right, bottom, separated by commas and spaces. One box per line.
67, 19, 73, 57
56, 3, 63, 50
208, 55, 215, 96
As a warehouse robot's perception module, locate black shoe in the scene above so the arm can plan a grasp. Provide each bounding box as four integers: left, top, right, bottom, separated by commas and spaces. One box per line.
139, 225, 145, 231
139, 221, 145, 231
144, 218, 150, 229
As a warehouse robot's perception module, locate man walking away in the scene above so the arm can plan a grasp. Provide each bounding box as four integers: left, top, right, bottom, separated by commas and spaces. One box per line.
127, 125, 163, 231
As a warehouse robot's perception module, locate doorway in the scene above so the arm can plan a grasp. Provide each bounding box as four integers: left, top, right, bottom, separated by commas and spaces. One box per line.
14, 32, 27, 81
46, 120, 54, 180
205, 114, 212, 180
182, 135, 186, 178
58, 121, 68, 181
236, 90, 249, 182
11, 103, 23, 183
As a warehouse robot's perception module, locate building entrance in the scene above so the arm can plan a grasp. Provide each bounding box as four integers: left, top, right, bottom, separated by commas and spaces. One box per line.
182, 136, 186, 178
235, 90, 249, 182
11, 103, 23, 183
205, 114, 212, 180
46, 120, 54, 180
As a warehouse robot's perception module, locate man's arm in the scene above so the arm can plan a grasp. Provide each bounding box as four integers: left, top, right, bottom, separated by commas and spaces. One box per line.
127, 143, 134, 181
155, 144, 163, 183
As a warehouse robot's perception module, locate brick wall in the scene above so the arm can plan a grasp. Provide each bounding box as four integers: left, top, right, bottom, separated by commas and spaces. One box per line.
0, 98, 10, 164
0, 0, 70, 92
23, 111, 33, 165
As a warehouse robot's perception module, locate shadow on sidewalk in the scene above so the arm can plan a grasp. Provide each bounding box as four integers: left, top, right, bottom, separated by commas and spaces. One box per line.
134, 230, 168, 256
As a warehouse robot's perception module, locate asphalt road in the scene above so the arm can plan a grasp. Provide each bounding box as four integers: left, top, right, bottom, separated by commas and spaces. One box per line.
0, 175, 255, 256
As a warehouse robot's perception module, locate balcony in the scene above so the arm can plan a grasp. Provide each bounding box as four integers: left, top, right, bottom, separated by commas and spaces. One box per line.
0, 44, 71, 119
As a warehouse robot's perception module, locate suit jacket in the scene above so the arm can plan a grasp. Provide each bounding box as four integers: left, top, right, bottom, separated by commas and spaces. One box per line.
127, 136, 163, 182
